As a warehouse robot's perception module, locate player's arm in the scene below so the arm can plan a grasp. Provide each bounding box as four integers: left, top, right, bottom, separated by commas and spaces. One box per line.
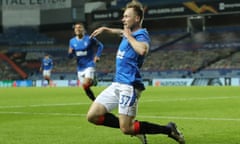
90, 26, 123, 37
68, 47, 75, 59
39, 60, 43, 71
50, 60, 53, 71
123, 28, 149, 56
93, 38, 104, 63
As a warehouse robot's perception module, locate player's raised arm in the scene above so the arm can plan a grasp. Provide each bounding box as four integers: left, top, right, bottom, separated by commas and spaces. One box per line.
90, 26, 123, 37
93, 37, 104, 63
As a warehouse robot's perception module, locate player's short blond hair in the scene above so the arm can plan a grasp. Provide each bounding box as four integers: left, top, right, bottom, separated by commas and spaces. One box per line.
125, 0, 144, 24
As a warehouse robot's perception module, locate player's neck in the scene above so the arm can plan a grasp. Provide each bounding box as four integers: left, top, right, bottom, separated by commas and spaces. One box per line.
131, 25, 141, 32
76, 34, 84, 40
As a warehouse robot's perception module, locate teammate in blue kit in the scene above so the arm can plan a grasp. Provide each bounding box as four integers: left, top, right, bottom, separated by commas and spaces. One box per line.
87, 1, 185, 144
40, 54, 53, 86
68, 22, 104, 101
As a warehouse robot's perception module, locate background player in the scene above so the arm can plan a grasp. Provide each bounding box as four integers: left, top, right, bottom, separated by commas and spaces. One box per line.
40, 54, 53, 86
68, 22, 104, 101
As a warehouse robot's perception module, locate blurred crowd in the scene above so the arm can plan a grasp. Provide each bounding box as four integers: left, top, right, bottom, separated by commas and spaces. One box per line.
1, 25, 240, 80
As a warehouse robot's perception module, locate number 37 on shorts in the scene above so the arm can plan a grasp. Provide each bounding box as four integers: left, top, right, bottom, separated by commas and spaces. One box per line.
119, 94, 136, 107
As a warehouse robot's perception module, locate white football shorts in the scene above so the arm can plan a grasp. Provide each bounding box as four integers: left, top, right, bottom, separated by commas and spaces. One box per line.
77, 67, 95, 80
95, 82, 142, 117
43, 70, 51, 77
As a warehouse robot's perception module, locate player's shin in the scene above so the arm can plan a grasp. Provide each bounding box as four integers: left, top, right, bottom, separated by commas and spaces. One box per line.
134, 121, 171, 135
96, 113, 120, 128
82, 83, 95, 101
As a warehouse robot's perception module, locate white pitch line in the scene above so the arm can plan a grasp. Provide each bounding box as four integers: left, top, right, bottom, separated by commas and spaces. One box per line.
0, 102, 90, 109
0, 111, 85, 117
137, 115, 240, 122
0, 111, 240, 122
143, 96, 240, 102
0, 96, 238, 109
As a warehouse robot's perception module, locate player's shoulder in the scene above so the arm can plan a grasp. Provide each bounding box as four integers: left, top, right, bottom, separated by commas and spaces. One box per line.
133, 29, 149, 39
133, 28, 150, 42
85, 34, 98, 41
134, 28, 148, 35
70, 36, 77, 42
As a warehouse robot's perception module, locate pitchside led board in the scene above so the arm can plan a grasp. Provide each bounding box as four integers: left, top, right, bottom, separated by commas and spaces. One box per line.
0, 80, 32, 87
0, 78, 240, 87
35, 80, 78, 87
152, 78, 240, 86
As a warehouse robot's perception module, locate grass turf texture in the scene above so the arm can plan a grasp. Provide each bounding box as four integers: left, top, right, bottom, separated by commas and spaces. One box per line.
0, 86, 240, 144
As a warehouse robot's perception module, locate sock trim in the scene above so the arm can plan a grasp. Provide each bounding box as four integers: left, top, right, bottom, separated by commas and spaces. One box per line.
134, 121, 140, 134
96, 116, 105, 125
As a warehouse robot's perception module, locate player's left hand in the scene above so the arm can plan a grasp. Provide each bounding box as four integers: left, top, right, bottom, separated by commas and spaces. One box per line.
94, 56, 100, 63
90, 27, 105, 38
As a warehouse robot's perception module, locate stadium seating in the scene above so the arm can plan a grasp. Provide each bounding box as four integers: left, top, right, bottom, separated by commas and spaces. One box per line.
1, 25, 240, 81
0, 27, 56, 46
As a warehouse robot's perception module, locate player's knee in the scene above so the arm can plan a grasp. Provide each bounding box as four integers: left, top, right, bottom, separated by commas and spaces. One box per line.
86, 112, 99, 125
44, 76, 50, 80
87, 103, 107, 125
86, 113, 95, 124
82, 82, 91, 90
120, 126, 133, 135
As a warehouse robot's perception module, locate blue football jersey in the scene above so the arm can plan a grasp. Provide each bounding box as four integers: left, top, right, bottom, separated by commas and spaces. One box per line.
69, 34, 103, 71
115, 28, 150, 87
42, 58, 53, 70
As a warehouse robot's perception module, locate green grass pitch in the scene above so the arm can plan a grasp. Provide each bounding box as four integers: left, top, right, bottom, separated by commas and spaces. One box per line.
0, 86, 240, 144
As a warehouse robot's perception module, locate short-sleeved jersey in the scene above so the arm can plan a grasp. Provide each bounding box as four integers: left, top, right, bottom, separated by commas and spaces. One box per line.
114, 28, 150, 88
69, 34, 103, 71
41, 58, 53, 70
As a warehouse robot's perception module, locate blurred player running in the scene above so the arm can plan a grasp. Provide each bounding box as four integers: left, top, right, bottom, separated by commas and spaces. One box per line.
68, 22, 104, 101
40, 54, 53, 86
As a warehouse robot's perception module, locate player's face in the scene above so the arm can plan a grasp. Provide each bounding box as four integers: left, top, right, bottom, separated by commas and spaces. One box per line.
74, 24, 84, 37
122, 8, 140, 30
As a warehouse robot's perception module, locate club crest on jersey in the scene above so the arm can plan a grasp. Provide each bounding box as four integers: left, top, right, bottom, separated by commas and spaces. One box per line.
117, 50, 125, 59
84, 42, 88, 47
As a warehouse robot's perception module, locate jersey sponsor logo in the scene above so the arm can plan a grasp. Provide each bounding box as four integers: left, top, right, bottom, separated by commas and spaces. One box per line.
76, 51, 87, 56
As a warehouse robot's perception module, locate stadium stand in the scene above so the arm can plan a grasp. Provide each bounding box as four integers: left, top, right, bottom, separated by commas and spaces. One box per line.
0, 27, 56, 46
0, 58, 20, 80
1, 25, 240, 81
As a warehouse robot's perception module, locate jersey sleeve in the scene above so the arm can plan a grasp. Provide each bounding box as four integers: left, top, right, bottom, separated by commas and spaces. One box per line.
50, 59, 53, 69
68, 39, 75, 59
92, 37, 104, 57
